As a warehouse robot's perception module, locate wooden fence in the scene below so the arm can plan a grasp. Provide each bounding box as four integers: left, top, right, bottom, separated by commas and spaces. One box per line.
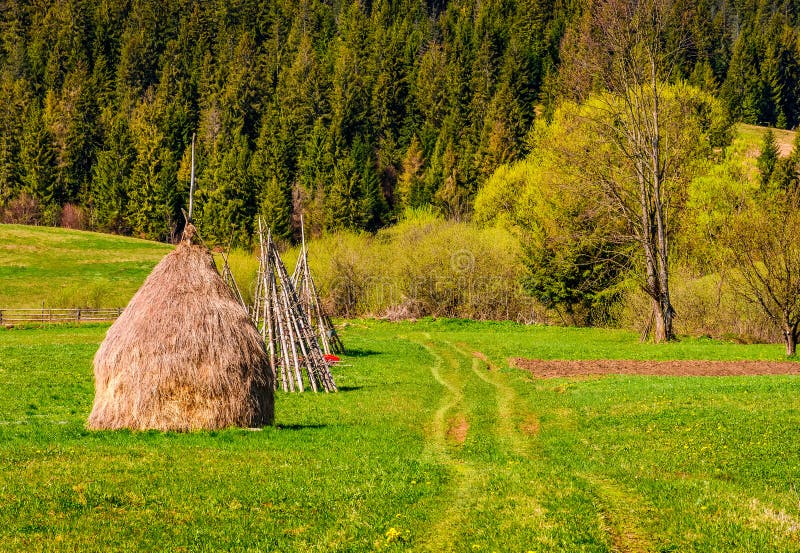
0, 308, 123, 325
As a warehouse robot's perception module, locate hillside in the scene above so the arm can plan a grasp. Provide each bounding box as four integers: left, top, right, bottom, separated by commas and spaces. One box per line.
737, 123, 798, 158
0, 225, 171, 308
1, 0, 798, 244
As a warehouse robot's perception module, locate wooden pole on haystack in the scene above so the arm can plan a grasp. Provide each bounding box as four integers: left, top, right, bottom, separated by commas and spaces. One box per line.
220, 236, 247, 312
252, 218, 337, 393
291, 217, 345, 355
188, 133, 196, 222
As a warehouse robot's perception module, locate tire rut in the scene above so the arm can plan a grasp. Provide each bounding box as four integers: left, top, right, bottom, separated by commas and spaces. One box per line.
413, 335, 546, 551
415, 336, 483, 552
449, 340, 532, 459
582, 474, 656, 553
414, 335, 656, 551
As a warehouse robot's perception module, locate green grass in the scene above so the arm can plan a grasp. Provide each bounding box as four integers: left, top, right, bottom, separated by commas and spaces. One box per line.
0, 225, 172, 308
2, 319, 799, 552
737, 123, 797, 158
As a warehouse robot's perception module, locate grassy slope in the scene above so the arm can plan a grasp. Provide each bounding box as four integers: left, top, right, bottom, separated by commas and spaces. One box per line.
1, 320, 799, 552
0, 224, 171, 308
737, 123, 797, 158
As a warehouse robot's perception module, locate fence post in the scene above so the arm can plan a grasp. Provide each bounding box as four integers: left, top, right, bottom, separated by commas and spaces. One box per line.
76, 308, 81, 323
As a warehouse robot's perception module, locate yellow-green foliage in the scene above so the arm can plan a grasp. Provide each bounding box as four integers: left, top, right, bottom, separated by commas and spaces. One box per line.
680, 123, 792, 266
672, 123, 798, 343
618, 269, 776, 343
288, 209, 539, 321
206, 210, 537, 321
212, 248, 260, 306
475, 96, 794, 341
477, 83, 729, 230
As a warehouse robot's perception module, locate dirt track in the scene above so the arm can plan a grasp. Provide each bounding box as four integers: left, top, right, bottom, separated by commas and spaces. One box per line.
510, 358, 800, 378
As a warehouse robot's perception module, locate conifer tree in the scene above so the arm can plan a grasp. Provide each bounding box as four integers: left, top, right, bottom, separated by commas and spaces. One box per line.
259, 176, 293, 241
326, 155, 363, 231
90, 117, 135, 233
125, 99, 181, 240
397, 135, 425, 210
196, 132, 254, 246
18, 103, 56, 206
0, 74, 31, 206
757, 129, 780, 187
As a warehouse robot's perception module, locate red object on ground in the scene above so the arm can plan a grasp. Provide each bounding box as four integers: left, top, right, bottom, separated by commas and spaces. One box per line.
324, 354, 341, 364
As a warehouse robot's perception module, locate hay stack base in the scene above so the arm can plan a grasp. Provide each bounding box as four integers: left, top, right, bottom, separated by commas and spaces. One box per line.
88, 233, 274, 431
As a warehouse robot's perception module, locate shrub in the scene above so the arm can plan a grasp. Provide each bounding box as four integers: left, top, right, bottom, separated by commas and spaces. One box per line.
2, 193, 41, 224
294, 210, 544, 322
60, 203, 87, 230
617, 267, 777, 343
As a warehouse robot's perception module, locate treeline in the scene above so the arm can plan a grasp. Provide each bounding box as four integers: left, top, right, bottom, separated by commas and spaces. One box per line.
0, 0, 799, 243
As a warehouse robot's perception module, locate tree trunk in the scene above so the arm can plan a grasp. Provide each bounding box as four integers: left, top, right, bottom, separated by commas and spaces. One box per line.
641, 205, 674, 342
785, 331, 796, 357
649, 67, 675, 343
659, 296, 674, 342
652, 298, 666, 342
783, 319, 797, 357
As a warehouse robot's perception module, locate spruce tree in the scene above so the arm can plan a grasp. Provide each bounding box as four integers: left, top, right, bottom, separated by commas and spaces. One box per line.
397, 135, 425, 210
259, 176, 293, 241
757, 129, 780, 187
18, 104, 56, 207
90, 117, 135, 233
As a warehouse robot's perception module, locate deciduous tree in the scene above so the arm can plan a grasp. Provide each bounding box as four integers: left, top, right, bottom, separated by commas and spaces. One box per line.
725, 183, 800, 356
557, 0, 730, 341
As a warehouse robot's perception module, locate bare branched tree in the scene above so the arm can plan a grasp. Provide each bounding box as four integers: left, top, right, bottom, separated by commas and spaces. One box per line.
558, 0, 693, 342
726, 186, 800, 356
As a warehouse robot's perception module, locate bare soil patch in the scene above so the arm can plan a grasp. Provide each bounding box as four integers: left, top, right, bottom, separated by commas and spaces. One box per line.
510, 358, 800, 378
520, 414, 540, 436
446, 415, 469, 445
470, 350, 497, 370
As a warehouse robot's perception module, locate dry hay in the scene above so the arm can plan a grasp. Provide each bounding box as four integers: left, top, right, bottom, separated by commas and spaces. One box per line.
88, 232, 274, 431
510, 358, 800, 378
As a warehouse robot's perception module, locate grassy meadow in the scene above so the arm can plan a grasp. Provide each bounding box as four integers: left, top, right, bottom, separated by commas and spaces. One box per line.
1, 319, 800, 552
1, 217, 800, 552
0, 224, 171, 308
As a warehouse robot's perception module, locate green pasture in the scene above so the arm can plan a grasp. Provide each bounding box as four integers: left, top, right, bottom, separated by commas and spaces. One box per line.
1, 320, 799, 552
0, 224, 171, 308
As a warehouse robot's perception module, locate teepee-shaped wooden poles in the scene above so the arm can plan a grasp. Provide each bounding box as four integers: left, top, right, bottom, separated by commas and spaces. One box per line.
252, 219, 337, 393
291, 222, 345, 356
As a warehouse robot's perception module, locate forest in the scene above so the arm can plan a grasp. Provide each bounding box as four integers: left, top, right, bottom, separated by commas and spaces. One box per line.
1, 0, 799, 243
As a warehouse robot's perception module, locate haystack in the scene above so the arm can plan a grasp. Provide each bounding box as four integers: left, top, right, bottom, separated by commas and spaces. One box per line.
87, 225, 274, 431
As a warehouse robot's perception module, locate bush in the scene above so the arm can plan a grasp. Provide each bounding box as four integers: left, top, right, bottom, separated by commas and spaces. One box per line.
293, 209, 545, 322
617, 267, 778, 343
2, 193, 41, 224
60, 204, 87, 230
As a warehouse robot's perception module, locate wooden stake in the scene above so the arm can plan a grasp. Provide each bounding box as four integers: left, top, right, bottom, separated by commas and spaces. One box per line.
247, 217, 337, 393
188, 133, 196, 222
